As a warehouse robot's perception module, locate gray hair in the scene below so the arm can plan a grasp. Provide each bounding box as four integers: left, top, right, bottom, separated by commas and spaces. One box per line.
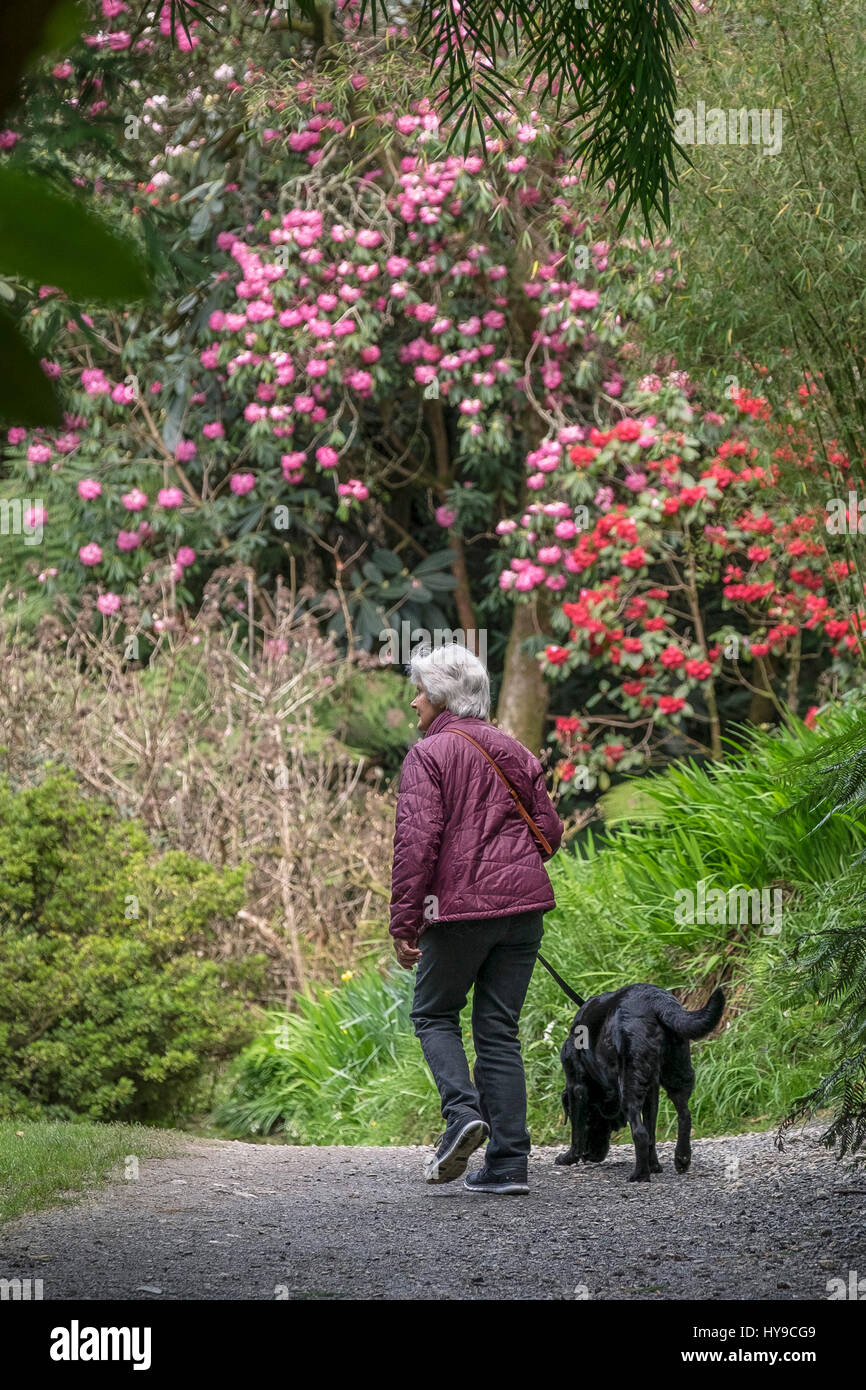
409, 642, 490, 720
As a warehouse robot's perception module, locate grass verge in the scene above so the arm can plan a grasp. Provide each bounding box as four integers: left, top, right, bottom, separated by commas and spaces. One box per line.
0, 1121, 184, 1224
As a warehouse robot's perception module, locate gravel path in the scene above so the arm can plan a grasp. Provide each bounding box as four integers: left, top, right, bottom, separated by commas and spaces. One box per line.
3, 1127, 865, 1300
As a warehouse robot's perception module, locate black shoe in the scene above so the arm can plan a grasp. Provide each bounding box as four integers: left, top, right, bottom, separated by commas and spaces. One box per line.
424, 1117, 489, 1184
463, 1164, 529, 1195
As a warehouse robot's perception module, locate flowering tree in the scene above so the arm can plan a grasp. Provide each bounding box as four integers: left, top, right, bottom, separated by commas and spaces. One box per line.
4, 1, 854, 768
1, 0, 680, 751
494, 369, 866, 789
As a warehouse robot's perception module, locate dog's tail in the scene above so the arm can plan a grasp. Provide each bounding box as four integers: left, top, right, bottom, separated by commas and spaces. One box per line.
652, 987, 725, 1040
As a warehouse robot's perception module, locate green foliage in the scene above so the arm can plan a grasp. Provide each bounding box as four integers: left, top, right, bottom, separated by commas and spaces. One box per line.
0, 770, 267, 1122
0, 165, 149, 303
213, 967, 422, 1141
779, 881, 866, 1159
0, 0, 153, 425
316, 665, 417, 772
770, 699, 866, 1157
653, 0, 866, 471
775, 701, 866, 848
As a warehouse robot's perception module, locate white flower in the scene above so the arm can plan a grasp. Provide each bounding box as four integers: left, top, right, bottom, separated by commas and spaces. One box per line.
214, 64, 235, 81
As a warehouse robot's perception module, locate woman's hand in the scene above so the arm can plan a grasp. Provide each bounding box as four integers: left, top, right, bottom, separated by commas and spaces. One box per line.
394, 937, 422, 970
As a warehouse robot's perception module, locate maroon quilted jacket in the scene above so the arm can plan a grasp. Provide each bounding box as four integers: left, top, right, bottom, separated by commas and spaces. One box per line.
389, 710, 564, 942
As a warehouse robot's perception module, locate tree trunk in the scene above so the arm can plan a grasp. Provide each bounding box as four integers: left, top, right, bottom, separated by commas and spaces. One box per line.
496, 597, 550, 752
748, 654, 779, 724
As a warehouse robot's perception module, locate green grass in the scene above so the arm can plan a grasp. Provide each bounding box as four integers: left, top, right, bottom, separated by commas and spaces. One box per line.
214, 706, 864, 1148
0, 1121, 184, 1224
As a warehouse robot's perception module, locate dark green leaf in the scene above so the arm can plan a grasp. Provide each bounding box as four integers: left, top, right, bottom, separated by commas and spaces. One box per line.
0, 167, 151, 303
0, 309, 62, 426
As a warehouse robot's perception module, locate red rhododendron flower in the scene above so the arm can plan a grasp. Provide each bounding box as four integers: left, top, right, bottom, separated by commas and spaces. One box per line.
545, 645, 569, 665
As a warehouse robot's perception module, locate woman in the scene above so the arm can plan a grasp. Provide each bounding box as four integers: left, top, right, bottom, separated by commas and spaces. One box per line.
390, 641, 563, 1195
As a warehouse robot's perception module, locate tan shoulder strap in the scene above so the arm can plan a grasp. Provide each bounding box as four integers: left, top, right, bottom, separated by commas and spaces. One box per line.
445, 728, 553, 857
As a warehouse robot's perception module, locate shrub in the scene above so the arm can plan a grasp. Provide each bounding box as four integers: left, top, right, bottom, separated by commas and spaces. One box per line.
0, 771, 267, 1122
0, 610, 396, 992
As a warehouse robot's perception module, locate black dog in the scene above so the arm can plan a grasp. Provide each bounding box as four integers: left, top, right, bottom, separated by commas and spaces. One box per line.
556, 983, 725, 1182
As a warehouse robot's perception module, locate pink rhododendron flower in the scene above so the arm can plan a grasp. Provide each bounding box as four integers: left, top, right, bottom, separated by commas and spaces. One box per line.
230, 473, 256, 495
78, 478, 102, 500
97, 592, 122, 615
117, 530, 141, 551
177, 546, 196, 567
79, 542, 102, 565
157, 487, 184, 508
281, 451, 306, 476
81, 368, 111, 396
27, 443, 52, 464
121, 488, 147, 511
316, 446, 339, 468
515, 566, 546, 591
338, 479, 369, 501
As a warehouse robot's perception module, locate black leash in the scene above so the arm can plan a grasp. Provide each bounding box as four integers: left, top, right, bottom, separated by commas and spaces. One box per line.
536, 951, 586, 1009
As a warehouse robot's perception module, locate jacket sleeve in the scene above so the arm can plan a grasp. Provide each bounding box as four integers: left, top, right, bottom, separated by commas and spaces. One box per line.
389, 747, 445, 942
529, 761, 564, 863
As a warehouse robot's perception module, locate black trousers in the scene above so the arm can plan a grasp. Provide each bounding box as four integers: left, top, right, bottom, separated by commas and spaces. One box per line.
409, 908, 545, 1175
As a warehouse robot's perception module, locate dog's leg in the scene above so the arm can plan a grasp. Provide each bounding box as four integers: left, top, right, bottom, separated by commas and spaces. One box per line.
668, 1085, 693, 1173
555, 1084, 577, 1165
571, 1080, 588, 1161
625, 1099, 651, 1182
642, 1083, 662, 1173
555, 1081, 587, 1165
